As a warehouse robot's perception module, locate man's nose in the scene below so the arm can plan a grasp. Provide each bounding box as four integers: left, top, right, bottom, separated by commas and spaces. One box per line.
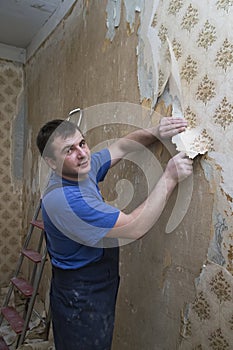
75, 146, 86, 157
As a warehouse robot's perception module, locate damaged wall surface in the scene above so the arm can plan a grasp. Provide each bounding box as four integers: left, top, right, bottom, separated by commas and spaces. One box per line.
132, 0, 233, 348
21, 0, 233, 349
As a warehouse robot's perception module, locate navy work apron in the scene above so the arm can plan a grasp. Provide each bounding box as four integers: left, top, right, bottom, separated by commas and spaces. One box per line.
50, 247, 120, 350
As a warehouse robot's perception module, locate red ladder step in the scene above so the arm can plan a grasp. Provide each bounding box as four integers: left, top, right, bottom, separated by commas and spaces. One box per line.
1, 307, 27, 334
0, 337, 9, 350
22, 248, 42, 263
30, 219, 44, 230
11, 277, 33, 297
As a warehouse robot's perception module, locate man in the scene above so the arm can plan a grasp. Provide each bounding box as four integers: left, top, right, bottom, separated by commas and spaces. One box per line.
36, 116, 192, 350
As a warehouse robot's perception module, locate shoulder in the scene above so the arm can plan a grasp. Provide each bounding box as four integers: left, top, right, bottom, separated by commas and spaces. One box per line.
42, 173, 80, 207
91, 148, 112, 182
91, 148, 111, 166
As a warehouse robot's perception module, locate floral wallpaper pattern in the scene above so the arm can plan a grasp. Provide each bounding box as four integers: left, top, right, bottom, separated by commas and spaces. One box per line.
138, 1, 233, 151
137, 0, 233, 348
104, 0, 233, 346
0, 61, 23, 285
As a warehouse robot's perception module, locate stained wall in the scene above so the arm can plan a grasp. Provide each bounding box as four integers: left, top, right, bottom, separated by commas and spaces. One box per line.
133, 1, 233, 348
23, 0, 232, 349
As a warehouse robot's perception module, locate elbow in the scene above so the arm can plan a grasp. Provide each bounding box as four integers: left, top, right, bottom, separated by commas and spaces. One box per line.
108, 220, 148, 240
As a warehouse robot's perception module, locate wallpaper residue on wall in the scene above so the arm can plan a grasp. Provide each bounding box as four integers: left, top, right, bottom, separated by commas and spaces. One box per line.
106, 0, 233, 348
138, 1, 233, 348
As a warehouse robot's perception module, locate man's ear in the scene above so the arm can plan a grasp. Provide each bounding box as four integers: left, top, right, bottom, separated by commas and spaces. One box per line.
44, 157, 57, 171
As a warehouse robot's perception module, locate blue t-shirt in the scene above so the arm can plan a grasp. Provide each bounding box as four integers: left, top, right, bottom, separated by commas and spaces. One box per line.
42, 148, 120, 269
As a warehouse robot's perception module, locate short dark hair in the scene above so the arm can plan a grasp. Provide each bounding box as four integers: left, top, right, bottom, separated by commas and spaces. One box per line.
36, 119, 83, 158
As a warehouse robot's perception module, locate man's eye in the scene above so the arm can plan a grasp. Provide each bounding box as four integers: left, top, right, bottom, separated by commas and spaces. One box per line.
80, 140, 86, 147
66, 147, 73, 154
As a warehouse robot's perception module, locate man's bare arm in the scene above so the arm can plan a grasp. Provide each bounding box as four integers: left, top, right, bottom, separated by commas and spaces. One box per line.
106, 152, 193, 240
108, 117, 188, 167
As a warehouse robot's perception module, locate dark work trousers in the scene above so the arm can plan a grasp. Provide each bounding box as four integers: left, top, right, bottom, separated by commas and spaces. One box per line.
50, 247, 120, 350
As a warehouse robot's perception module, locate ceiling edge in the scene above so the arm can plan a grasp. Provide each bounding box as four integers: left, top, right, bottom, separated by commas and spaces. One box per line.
26, 0, 77, 62
0, 43, 26, 64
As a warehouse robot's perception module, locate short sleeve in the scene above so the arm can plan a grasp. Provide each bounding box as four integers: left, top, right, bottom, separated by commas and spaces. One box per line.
91, 149, 112, 183
42, 186, 120, 247
42, 149, 119, 247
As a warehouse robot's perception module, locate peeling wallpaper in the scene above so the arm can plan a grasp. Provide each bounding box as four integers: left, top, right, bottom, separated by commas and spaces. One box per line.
106, 0, 233, 348
139, 1, 233, 348
180, 262, 233, 349
106, 0, 144, 41
9, 0, 232, 348
137, 0, 233, 158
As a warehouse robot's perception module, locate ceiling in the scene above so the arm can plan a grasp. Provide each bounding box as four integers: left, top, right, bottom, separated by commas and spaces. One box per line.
0, 0, 61, 49
0, 0, 76, 62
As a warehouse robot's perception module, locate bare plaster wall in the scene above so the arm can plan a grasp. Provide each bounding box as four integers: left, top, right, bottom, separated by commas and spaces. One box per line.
24, 1, 214, 349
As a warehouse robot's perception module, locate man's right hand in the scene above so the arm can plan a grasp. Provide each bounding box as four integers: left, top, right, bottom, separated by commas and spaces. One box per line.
164, 152, 193, 184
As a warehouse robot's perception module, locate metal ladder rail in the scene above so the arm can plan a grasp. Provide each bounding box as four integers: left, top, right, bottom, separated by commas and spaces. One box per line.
17, 239, 49, 347
0, 201, 42, 325
0, 109, 83, 349
0, 201, 50, 349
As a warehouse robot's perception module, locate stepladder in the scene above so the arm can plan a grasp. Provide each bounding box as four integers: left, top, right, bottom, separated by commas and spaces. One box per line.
0, 200, 51, 349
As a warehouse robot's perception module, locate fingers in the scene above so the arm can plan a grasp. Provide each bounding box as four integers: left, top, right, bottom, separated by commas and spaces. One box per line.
175, 152, 193, 166
160, 116, 187, 124
177, 151, 192, 160
160, 117, 187, 127
159, 117, 188, 138
171, 152, 193, 181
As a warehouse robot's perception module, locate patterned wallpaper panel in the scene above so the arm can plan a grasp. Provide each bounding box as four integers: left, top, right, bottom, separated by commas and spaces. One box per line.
137, 0, 233, 348
138, 0, 233, 157
0, 61, 23, 286
180, 262, 233, 349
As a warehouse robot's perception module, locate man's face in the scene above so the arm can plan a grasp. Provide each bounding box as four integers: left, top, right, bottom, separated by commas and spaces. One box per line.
47, 129, 91, 180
